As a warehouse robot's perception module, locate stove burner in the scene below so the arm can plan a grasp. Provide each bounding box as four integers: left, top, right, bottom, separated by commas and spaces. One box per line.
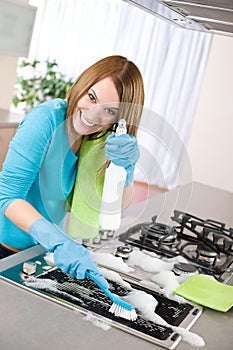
141, 223, 177, 247
196, 246, 218, 264
115, 245, 133, 259
173, 263, 198, 277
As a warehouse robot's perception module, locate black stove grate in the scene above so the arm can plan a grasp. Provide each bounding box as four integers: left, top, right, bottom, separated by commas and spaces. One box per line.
171, 210, 233, 256
33, 268, 196, 342
118, 211, 233, 282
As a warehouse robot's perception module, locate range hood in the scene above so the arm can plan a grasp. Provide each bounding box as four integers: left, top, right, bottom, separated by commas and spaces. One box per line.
123, 0, 233, 35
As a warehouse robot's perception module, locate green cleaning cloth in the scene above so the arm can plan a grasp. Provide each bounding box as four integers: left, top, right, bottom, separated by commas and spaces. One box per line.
67, 133, 109, 239
174, 274, 233, 312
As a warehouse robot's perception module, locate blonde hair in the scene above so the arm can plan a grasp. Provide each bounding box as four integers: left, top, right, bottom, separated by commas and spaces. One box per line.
66, 55, 144, 137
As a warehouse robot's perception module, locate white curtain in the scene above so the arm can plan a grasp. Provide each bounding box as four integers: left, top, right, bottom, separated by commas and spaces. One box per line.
29, 0, 213, 189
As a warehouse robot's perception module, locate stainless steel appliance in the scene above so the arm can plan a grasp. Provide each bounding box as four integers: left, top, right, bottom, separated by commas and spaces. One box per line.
117, 210, 233, 284
123, 0, 233, 35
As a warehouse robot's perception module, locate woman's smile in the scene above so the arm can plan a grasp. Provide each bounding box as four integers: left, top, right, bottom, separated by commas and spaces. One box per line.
80, 110, 97, 128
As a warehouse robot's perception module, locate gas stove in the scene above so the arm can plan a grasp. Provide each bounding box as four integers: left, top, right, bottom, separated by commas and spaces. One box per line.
117, 210, 233, 284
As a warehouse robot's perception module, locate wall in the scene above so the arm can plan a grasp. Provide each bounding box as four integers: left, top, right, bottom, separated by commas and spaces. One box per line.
187, 34, 233, 193
1, 2, 233, 194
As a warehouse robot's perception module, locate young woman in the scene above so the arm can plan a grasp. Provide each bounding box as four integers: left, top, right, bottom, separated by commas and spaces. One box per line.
0, 55, 144, 287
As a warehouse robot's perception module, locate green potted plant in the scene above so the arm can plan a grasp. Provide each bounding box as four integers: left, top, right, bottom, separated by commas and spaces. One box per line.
13, 58, 74, 112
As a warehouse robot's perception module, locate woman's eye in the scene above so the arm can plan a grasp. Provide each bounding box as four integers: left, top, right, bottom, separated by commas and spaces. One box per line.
105, 108, 117, 117
88, 93, 96, 102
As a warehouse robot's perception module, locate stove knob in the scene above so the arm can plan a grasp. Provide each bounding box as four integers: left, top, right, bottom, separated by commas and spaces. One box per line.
22, 261, 37, 275
99, 229, 114, 240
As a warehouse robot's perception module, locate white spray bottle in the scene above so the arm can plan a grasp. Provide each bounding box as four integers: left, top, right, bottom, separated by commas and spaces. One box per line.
99, 119, 127, 231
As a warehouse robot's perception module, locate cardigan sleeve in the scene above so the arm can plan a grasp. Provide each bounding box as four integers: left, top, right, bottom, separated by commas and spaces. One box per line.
0, 105, 57, 214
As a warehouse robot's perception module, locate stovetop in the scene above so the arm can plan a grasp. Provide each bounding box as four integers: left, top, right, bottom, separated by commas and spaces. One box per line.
0, 252, 202, 350
117, 210, 233, 284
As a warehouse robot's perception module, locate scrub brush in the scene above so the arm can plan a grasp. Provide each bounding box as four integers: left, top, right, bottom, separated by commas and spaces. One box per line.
86, 271, 137, 321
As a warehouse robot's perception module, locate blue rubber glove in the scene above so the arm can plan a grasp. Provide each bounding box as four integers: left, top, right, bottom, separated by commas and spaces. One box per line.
105, 134, 139, 187
29, 218, 109, 288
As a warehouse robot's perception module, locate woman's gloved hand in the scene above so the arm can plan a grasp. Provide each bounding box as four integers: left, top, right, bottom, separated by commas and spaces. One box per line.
105, 133, 139, 187
29, 218, 109, 289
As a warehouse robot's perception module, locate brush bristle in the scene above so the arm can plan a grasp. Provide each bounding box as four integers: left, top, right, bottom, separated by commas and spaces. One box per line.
85, 271, 137, 321
109, 303, 137, 321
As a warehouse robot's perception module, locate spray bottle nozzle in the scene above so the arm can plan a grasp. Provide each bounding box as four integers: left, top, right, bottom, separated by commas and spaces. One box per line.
116, 119, 127, 136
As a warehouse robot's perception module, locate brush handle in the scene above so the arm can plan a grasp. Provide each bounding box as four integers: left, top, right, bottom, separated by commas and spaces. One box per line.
86, 270, 116, 301
86, 270, 135, 311
86, 270, 109, 292
86, 270, 123, 304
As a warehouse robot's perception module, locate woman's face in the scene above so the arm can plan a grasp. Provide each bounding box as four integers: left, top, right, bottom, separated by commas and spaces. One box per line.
73, 77, 120, 135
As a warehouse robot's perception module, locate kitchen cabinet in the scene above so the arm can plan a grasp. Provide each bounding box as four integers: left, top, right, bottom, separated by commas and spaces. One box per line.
0, 0, 37, 57
0, 108, 22, 170
0, 127, 17, 170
